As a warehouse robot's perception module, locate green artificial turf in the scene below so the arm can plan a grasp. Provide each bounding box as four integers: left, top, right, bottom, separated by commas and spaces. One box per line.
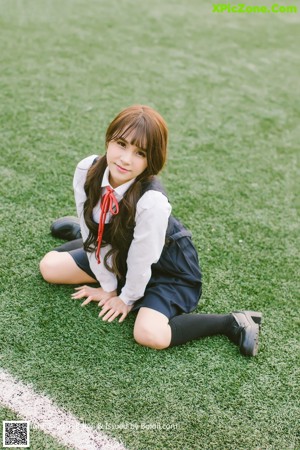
0, 1, 299, 449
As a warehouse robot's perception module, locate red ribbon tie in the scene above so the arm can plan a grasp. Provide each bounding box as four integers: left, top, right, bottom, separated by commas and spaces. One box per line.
96, 186, 119, 264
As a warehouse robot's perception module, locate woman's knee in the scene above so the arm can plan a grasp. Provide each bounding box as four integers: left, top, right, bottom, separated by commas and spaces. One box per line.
39, 251, 60, 283
133, 322, 170, 350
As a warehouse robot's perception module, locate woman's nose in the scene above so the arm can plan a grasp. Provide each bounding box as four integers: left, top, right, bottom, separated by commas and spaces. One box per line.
120, 150, 132, 165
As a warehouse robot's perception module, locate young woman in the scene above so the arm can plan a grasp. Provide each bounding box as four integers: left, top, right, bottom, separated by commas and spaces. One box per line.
40, 104, 262, 355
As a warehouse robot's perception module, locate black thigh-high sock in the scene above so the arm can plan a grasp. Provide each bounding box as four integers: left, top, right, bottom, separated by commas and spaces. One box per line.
168, 313, 236, 347
53, 238, 83, 252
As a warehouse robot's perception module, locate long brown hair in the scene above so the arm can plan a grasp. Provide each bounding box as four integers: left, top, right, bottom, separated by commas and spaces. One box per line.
83, 105, 168, 279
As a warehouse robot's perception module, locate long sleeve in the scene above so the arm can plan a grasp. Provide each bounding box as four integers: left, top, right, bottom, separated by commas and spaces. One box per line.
119, 190, 172, 305
73, 155, 118, 292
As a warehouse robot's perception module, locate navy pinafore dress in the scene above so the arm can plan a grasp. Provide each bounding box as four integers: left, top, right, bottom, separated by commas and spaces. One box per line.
119, 177, 202, 319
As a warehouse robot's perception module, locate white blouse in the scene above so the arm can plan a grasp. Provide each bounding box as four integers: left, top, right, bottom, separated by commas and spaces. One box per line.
73, 155, 172, 306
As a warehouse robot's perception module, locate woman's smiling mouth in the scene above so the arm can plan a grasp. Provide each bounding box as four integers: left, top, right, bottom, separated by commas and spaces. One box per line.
116, 164, 130, 173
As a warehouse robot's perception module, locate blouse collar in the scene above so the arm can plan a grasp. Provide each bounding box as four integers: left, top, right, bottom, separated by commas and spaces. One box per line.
101, 166, 136, 199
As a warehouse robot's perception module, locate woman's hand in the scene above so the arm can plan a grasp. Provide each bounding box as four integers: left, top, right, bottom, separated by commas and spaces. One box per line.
71, 285, 117, 307
98, 296, 132, 323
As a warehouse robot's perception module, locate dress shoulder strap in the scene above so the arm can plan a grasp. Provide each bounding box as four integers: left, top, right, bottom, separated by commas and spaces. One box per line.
140, 176, 168, 198
140, 176, 191, 240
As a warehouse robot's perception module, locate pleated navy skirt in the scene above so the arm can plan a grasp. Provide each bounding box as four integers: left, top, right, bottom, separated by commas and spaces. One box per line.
130, 217, 202, 318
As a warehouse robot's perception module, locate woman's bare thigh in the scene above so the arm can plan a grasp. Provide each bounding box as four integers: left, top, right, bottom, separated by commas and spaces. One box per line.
40, 251, 97, 284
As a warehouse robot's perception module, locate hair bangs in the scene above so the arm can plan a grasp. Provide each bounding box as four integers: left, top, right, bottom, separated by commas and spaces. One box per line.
121, 119, 149, 151
109, 118, 149, 152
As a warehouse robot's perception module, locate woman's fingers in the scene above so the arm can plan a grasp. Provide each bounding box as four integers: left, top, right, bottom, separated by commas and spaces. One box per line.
98, 297, 109, 307
99, 308, 115, 321
72, 286, 104, 301
80, 296, 94, 307
71, 286, 90, 298
107, 311, 120, 323
72, 292, 89, 300
98, 302, 116, 320
71, 291, 84, 299
74, 285, 88, 291
98, 306, 108, 319
118, 311, 128, 323
98, 303, 128, 322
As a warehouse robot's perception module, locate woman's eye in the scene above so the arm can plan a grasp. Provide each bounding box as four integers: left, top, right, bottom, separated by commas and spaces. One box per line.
117, 140, 126, 147
137, 150, 146, 158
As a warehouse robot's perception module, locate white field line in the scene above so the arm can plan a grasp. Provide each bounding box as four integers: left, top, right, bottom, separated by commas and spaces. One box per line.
0, 368, 126, 450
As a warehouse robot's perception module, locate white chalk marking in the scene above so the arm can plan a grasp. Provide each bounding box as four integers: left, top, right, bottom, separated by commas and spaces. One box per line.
0, 368, 126, 450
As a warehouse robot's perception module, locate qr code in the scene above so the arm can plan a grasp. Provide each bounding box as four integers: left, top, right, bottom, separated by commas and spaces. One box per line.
3, 421, 30, 448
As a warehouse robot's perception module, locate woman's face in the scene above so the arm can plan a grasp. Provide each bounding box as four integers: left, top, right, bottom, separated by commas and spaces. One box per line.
106, 130, 148, 188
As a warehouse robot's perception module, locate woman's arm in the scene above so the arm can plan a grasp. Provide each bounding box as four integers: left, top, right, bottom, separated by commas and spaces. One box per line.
119, 190, 172, 306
